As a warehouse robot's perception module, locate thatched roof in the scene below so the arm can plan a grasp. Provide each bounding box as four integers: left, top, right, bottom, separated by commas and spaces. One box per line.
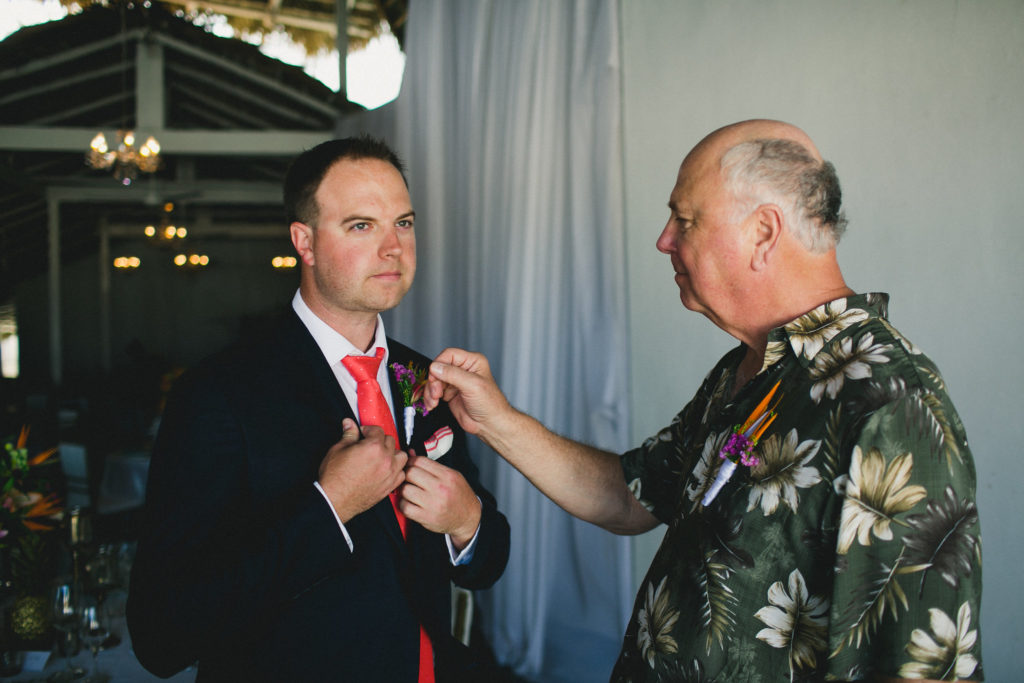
66, 0, 408, 54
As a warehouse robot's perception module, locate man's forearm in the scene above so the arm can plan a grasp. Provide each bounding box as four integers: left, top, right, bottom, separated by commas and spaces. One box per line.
478, 406, 659, 534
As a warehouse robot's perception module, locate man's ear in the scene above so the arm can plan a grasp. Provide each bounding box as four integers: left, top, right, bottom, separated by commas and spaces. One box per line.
290, 221, 315, 266
750, 204, 784, 271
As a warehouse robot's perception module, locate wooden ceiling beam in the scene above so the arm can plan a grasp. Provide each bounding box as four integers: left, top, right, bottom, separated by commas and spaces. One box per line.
0, 127, 335, 155
31, 92, 126, 127
167, 62, 328, 127
153, 32, 340, 115
46, 179, 283, 205
0, 29, 146, 82
171, 82, 279, 128
0, 63, 126, 108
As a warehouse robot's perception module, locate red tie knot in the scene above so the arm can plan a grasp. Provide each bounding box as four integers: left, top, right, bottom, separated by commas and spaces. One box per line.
342, 347, 385, 382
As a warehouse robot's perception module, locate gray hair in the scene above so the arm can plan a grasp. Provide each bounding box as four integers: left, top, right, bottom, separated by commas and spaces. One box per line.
720, 139, 847, 253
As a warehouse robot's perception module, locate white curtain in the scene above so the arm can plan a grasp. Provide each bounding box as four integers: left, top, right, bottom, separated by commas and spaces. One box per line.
377, 1, 634, 680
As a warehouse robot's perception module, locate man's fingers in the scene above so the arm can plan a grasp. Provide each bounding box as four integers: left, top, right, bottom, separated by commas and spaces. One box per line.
432, 348, 490, 378
423, 376, 460, 410
400, 454, 441, 492
432, 347, 475, 368
394, 449, 409, 471
355, 423, 398, 450
405, 452, 442, 477
425, 348, 491, 410
339, 419, 394, 447
389, 467, 407, 492
423, 379, 443, 410
428, 359, 478, 394
336, 419, 390, 450
339, 417, 361, 443
321, 423, 411, 521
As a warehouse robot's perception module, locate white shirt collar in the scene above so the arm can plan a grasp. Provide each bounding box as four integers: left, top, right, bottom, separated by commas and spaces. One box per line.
291, 290, 396, 416
291, 289, 390, 363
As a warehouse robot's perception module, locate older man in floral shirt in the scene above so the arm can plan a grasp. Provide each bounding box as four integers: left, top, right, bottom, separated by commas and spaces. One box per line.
424, 120, 982, 682
616, 292, 980, 681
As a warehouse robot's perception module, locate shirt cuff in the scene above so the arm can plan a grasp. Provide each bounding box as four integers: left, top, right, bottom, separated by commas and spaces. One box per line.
445, 506, 481, 566
313, 481, 354, 553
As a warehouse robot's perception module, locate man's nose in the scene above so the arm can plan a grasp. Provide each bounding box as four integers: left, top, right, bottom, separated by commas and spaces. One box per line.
655, 221, 675, 254
380, 227, 402, 256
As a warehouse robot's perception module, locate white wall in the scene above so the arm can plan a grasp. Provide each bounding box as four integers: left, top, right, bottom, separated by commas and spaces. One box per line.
620, 1, 1024, 680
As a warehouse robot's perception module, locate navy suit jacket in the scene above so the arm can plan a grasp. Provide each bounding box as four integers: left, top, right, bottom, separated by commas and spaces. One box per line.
127, 310, 510, 681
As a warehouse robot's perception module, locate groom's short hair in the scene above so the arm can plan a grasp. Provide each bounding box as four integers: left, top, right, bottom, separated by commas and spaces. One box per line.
283, 135, 408, 227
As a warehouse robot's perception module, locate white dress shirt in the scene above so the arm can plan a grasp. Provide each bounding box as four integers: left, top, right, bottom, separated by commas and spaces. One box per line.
292, 291, 477, 563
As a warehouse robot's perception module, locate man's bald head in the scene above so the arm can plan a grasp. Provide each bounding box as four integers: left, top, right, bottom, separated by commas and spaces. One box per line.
688, 119, 823, 165
682, 120, 846, 253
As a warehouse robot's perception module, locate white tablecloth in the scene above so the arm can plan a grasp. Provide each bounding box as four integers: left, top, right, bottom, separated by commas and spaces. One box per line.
6, 604, 196, 682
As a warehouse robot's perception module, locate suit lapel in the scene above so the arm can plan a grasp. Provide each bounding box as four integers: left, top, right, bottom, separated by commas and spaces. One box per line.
285, 310, 354, 425
385, 342, 432, 560
288, 312, 407, 550
385, 352, 410, 451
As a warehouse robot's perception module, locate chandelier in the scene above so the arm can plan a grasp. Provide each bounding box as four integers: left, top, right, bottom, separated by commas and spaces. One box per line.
174, 253, 210, 269
144, 202, 187, 244
86, 130, 161, 186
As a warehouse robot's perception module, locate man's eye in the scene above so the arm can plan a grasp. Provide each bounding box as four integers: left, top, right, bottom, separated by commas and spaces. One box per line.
350, 222, 370, 231
397, 219, 414, 229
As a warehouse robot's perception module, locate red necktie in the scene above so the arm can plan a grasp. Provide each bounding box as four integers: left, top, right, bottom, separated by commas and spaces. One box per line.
341, 347, 435, 683
342, 348, 406, 535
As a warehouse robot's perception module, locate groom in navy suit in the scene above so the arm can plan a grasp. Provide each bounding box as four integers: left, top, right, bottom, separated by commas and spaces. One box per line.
127, 136, 510, 682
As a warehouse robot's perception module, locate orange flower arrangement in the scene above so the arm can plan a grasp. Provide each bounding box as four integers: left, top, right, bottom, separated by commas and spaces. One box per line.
701, 381, 782, 507
1, 426, 63, 544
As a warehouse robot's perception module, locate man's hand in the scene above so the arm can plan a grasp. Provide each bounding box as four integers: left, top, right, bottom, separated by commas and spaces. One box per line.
318, 418, 408, 523
425, 348, 658, 535
398, 453, 482, 550
424, 348, 512, 438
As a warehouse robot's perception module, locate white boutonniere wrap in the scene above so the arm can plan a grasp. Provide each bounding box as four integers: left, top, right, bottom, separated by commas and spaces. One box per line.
390, 361, 430, 446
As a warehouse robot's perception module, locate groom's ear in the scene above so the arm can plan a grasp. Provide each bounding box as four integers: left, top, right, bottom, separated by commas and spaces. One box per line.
290, 221, 315, 266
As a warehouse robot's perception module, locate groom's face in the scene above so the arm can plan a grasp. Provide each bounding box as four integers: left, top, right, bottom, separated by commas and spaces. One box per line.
292, 157, 417, 320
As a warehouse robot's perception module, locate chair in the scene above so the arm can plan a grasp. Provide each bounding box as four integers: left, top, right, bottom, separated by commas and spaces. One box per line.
451, 585, 473, 646
59, 442, 90, 508
96, 451, 150, 515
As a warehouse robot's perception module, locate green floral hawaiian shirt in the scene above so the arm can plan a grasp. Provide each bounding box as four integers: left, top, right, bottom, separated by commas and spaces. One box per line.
614, 294, 982, 682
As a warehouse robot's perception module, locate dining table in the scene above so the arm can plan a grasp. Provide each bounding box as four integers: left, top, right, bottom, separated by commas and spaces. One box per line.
3, 592, 197, 682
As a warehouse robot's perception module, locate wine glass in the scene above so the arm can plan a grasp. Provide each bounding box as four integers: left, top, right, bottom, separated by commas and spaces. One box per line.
66, 507, 93, 548
115, 542, 136, 593
78, 602, 109, 682
85, 545, 122, 648
51, 582, 86, 681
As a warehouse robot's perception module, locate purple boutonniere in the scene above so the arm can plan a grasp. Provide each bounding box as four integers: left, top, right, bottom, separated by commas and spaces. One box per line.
390, 362, 430, 444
